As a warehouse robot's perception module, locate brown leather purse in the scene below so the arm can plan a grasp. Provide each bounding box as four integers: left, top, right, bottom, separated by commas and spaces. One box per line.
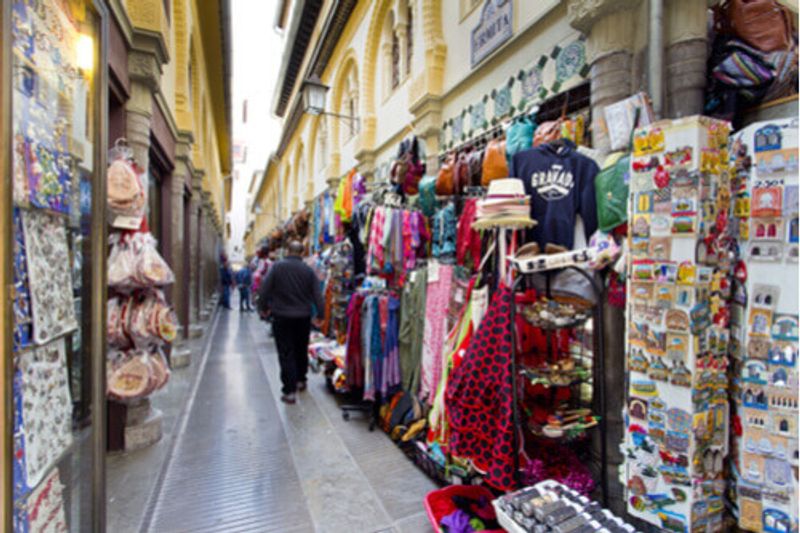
481, 138, 508, 185
716, 0, 795, 52
453, 151, 470, 195
435, 153, 456, 195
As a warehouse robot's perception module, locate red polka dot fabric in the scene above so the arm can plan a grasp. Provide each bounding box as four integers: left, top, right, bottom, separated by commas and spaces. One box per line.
446, 285, 516, 491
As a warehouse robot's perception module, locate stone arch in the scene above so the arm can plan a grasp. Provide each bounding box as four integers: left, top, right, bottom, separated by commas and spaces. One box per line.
362, 0, 444, 151
329, 49, 360, 165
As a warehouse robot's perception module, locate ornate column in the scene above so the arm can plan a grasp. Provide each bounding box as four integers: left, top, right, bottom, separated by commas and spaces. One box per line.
410, 95, 443, 173
665, 0, 709, 118
568, 0, 641, 154
125, 52, 158, 170
190, 173, 204, 325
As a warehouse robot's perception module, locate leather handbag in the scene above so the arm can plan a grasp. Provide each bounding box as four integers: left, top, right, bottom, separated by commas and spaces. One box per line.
436, 153, 456, 195
468, 149, 483, 187
716, 0, 795, 52
533, 119, 565, 146
454, 151, 470, 195
481, 138, 508, 185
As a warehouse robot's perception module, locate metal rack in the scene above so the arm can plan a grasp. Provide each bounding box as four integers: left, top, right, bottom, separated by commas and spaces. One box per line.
508, 265, 608, 507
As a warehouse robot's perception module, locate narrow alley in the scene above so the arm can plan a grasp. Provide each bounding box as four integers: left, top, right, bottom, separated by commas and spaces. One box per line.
133, 301, 436, 533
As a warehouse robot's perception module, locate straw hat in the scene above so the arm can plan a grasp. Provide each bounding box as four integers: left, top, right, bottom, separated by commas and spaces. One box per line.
472, 178, 536, 230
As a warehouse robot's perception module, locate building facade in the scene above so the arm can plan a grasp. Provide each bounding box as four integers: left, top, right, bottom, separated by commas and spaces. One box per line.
107, 0, 232, 335
247, 0, 715, 249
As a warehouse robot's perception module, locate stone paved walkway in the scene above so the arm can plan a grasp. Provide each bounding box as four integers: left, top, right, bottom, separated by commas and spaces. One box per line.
110, 303, 436, 533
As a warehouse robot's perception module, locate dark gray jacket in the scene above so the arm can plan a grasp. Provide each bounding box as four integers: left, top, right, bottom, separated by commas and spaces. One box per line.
257, 256, 324, 319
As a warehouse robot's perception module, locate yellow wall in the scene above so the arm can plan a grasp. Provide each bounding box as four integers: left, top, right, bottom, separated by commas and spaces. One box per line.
124, 0, 230, 232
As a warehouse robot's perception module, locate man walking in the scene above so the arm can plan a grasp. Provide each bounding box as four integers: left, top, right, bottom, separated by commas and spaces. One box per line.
219, 256, 233, 309
236, 262, 254, 312
257, 241, 323, 404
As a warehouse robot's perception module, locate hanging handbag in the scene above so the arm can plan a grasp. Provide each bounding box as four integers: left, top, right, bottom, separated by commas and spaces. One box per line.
454, 151, 470, 195
505, 116, 535, 169
436, 153, 456, 195
468, 149, 483, 187
595, 108, 640, 232
715, 0, 795, 53
481, 138, 508, 185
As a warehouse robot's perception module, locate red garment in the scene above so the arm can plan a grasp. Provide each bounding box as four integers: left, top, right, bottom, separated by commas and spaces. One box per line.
446, 285, 517, 491
456, 198, 482, 271
345, 293, 364, 388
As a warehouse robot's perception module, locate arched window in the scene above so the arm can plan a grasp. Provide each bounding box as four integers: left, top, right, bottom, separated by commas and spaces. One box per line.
392, 31, 400, 89
406, 4, 413, 75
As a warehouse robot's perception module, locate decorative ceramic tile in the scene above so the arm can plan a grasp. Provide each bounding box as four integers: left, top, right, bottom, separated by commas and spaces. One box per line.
470, 101, 486, 132
555, 40, 585, 82
493, 86, 511, 118
21, 210, 78, 344
18, 338, 73, 488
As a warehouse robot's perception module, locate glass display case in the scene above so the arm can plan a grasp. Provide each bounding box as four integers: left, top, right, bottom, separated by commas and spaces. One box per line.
1, 0, 107, 530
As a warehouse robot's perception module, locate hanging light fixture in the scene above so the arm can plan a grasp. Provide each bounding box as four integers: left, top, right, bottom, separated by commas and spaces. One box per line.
300, 74, 359, 128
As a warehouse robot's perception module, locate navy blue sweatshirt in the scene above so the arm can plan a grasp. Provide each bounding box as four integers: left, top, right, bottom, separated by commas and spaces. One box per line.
510, 140, 599, 249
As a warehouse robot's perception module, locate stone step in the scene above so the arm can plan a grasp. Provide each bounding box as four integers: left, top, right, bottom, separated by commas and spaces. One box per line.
125, 408, 163, 452
171, 348, 191, 369
125, 398, 152, 427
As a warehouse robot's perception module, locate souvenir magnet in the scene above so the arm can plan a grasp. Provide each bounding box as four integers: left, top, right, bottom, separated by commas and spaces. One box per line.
769, 342, 797, 367
754, 125, 783, 152
666, 333, 689, 362
749, 308, 773, 337
742, 359, 768, 385
666, 309, 690, 331
632, 214, 650, 238
669, 361, 691, 387
752, 185, 783, 218
770, 315, 798, 341
648, 356, 669, 382
636, 191, 654, 213
650, 214, 671, 236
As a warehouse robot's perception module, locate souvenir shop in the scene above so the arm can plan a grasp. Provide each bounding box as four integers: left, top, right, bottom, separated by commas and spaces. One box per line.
1, 0, 108, 531
0, 0, 180, 529
304, 81, 799, 530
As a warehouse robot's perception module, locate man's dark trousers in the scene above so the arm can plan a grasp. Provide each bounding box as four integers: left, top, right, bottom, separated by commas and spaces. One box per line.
272, 315, 311, 394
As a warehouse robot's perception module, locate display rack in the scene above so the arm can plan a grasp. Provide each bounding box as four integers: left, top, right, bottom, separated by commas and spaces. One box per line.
509, 264, 608, 506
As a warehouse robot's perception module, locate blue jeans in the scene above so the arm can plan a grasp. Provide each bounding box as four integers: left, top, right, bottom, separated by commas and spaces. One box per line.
239, 287, 252, 310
